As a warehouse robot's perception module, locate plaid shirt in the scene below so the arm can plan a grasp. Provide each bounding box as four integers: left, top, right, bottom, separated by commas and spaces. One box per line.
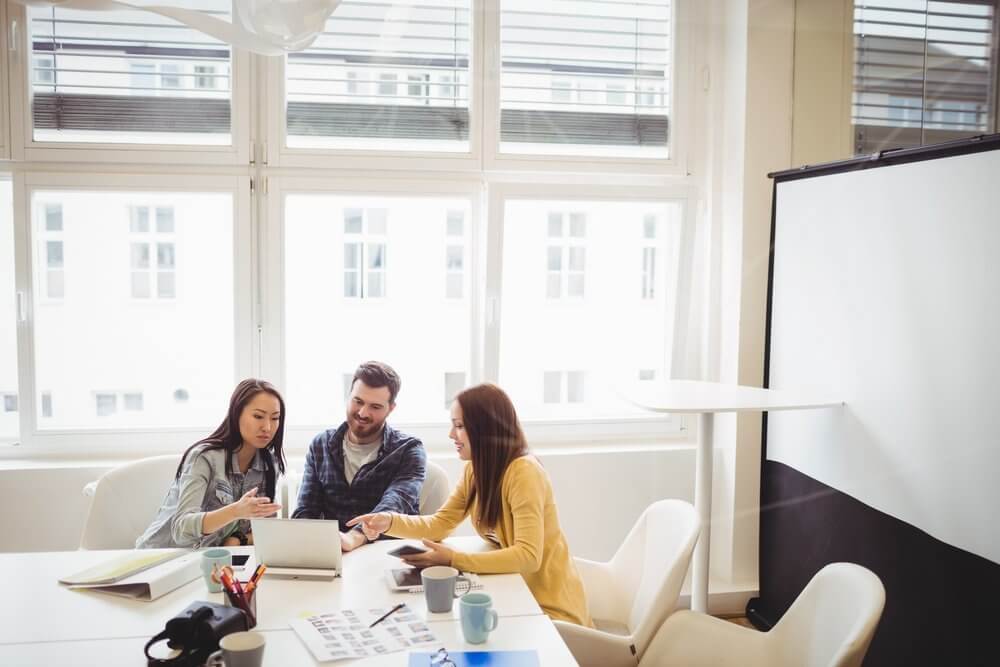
292, 422, 426, 532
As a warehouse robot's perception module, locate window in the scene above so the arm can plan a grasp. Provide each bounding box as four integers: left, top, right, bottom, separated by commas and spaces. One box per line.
444, 371, 466, 409
852, 0, 998, 154
445, 210, 465, 299
500, 0, 672, 157
129, 205, 176, 299
2, 394, 16, 412
37, 203, 65, 299
639, 369, 656, 381
546, 212, 587, 299
500, 198, 683, 420
542, 371, 586, 404
28, 2, 233, 145
642, 214, 658, 299
284, 0, 472, 151
285, 194, 473, 424
30, 189, 234, 429
41, 392, 53, 418
343, 208, 387, 299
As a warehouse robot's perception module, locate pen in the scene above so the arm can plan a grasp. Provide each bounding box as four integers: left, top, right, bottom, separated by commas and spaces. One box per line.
369, 603, 406, 628
245, 564, 266, 594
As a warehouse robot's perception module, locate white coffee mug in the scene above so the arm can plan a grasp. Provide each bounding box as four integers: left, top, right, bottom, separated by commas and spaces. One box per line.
205, 631, 266, 667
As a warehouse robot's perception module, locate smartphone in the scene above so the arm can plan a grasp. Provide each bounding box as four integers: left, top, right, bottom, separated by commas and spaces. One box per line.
232, 554, 251, 569
387, 544, 429, 558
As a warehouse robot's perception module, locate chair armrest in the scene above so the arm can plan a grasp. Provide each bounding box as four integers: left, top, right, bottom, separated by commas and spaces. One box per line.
573, 557, 624, 624
640, 611, 770, 667
554, 619, 640, 667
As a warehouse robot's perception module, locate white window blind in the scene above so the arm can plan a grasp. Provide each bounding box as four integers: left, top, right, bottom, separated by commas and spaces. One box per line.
853, 0, 999, 154
28, 3, 232, 144
285, 0, 472, 150
500, 0, 671, 156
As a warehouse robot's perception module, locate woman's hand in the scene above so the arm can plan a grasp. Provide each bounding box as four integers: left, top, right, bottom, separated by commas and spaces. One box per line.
229, 487, 281, 520
401, 539, 454, 568
346, 512, 392, 540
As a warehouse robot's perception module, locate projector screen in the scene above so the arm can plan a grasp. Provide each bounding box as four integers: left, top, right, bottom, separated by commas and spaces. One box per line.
767, 145, 1000, 565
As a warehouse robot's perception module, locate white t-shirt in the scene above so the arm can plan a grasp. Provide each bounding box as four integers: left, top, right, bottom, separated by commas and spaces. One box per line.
343, 432, 381, 485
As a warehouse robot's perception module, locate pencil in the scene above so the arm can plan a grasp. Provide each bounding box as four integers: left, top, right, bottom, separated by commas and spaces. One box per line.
368, 603, 406, 628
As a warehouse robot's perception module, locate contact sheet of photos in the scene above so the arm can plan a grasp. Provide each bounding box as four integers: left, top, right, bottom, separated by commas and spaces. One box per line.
290, 606, 438, 662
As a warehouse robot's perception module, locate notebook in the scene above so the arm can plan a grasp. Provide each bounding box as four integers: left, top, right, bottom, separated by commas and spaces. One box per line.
251, 517, 342, 580
407, 650, 540, 666
386, 567, 483, 593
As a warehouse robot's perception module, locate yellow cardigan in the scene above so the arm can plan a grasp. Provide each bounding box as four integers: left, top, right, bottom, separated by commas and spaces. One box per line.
387, 456, 593, 627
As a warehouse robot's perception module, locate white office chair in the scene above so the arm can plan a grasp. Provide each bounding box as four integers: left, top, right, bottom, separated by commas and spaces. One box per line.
79, 454, 180, 550
419, 460, 450, 514
554, 499, 700, 667
639, 563, 885, 667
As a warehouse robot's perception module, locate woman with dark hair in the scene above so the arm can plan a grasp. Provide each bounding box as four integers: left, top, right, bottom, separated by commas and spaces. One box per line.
136, 379, 286, 549
348, 383, 592, 626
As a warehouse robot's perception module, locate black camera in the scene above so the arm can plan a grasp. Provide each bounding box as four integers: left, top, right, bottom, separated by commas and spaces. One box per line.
145, 601, 249, 666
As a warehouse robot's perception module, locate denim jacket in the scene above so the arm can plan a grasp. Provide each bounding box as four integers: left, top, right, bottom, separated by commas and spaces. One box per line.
292, 423, 425, 531
136, 445, 270, 549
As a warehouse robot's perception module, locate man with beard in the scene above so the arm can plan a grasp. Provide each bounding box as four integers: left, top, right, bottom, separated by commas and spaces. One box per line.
292, 361, 426, 552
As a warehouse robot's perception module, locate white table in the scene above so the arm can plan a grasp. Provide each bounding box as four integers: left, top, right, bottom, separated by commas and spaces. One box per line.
0, 537, 577, 665
625, 380, 842, 613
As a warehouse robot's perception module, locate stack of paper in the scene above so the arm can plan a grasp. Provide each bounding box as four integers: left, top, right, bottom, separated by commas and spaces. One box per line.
290, 605, 437, 662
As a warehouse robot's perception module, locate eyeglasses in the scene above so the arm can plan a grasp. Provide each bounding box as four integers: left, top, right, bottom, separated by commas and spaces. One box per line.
430, 647, 456, 667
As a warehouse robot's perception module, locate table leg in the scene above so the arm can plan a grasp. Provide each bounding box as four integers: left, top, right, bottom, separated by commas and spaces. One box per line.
691, 412, 713, 613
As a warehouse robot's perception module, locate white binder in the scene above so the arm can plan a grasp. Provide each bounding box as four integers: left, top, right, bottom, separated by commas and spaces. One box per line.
59, 549, 202, 601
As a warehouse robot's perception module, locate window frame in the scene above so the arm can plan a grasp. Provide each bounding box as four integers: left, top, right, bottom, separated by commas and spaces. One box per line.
482, 180, 697, 442
4, 171, 253, 456
5, 3, 252, 166
261, 174, 486, 449
0, 0, 10, 160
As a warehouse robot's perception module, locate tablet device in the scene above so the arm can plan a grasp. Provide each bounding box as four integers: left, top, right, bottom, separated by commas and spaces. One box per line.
386, 567, 424, 592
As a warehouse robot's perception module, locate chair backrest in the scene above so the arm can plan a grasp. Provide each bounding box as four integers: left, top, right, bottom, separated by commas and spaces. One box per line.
609, 499, 701, 659
771, 563, 886, 667
419, 460, 450, 514
79, 454, 180, 549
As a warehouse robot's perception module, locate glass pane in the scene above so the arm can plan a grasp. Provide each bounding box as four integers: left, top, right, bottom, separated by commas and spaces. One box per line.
157, 271, 176, 298
500, 198, 683, 419
643, 214, 658, 238
344, 209, 363, 234
547, 246, 562, 271
286, 194, 473, 423
344, 271, 359, 298
567, 371, 585, 403
130, 206, 149, 233
41, 392, 53, 418
852, 1, 997, 155
367, 209, 388, 235
543, 371, 561, 404
47, 271, 65, 299
446, 273, 463, 299
367, 272, 385, 298
344, 243, 360, 269
131, 271, 150, 298
444, 371, 466, 409
95, 393, 117, 417
446, 245, 464, 270
46, 241, 64, 268
2, 395, 16, 412
569, 213, 586, 237
0, 180, 16, 441
28, 2, 233, 145
500, 0, 671, 158
131, 243, 150, 269
368, 244, 385, 270
45, 204, 63, 231
123, 392, 143, 411
446, 210, 464, 237
157, 243, 175, 269
31, 190, 234, 428
639, 369, 655, 381
286, 0, 472, 152
156, 207, 175, 233
547, 213, 563, 237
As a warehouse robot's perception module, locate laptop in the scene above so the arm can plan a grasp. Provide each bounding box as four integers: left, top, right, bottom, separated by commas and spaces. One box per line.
250, 518, 342, 580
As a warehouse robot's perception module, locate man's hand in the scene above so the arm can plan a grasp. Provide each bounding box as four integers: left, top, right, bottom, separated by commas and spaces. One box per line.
346, 512, 392, 540
340, 529, 368, 553
400, 539, 454, 568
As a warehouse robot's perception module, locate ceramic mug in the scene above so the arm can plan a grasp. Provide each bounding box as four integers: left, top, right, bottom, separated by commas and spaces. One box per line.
421, 565, 471, 613
200, 548, 231, 594
460, 592, 499, 644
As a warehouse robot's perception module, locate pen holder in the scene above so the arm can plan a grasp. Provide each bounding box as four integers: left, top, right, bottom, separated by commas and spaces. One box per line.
223, 582, 257, 629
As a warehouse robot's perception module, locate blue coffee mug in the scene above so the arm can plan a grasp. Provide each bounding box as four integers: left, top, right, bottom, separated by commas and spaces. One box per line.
459, 592, 499, 644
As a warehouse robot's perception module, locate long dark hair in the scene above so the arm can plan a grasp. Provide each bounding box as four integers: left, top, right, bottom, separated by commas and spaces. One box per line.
175, 379, 287, 500
456, 383, 529, 530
